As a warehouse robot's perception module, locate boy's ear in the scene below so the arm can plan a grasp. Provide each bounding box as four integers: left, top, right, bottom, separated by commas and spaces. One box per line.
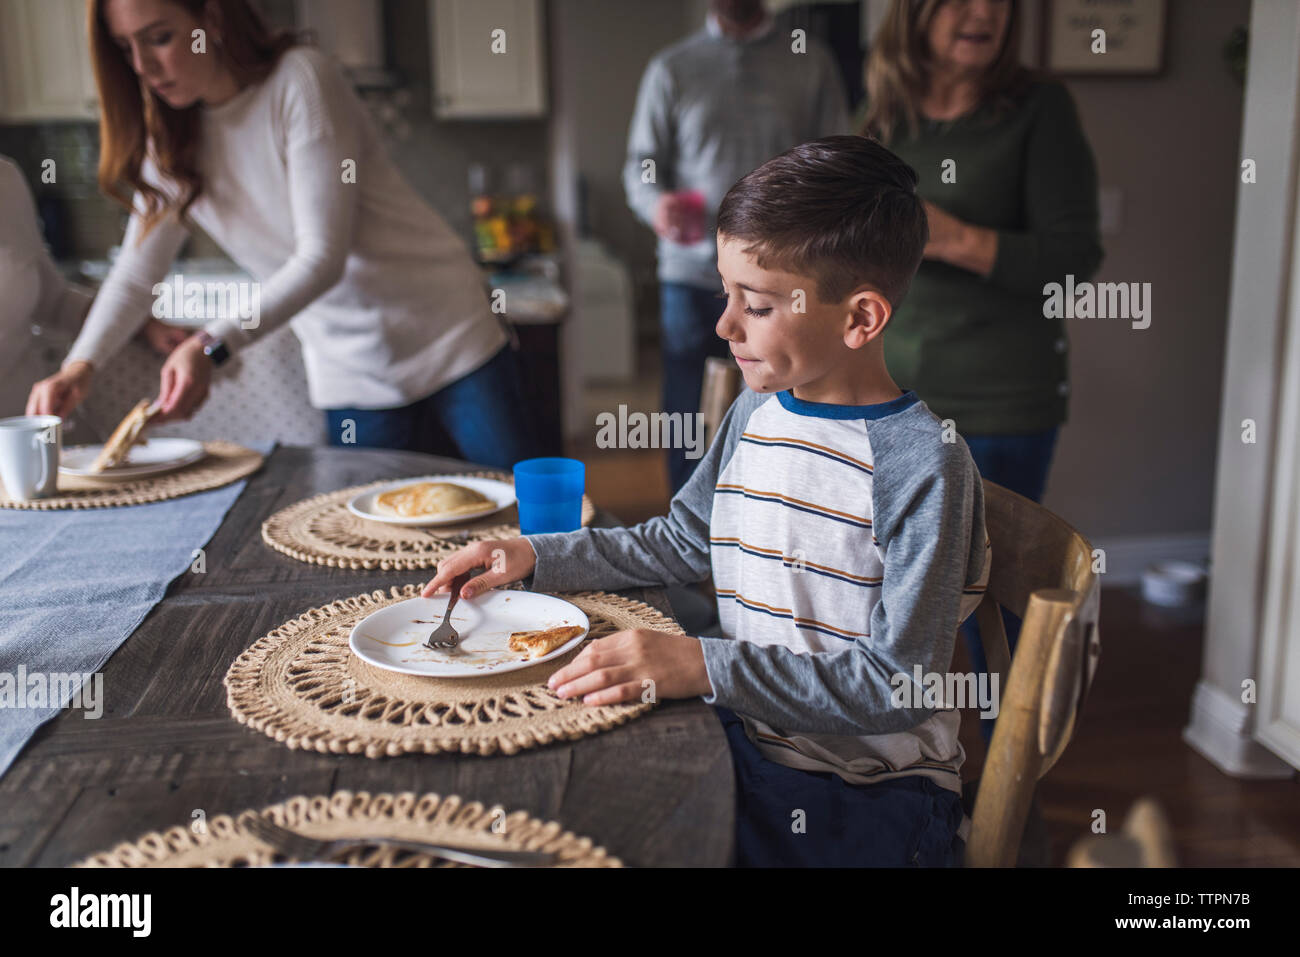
844, 287, 892, 349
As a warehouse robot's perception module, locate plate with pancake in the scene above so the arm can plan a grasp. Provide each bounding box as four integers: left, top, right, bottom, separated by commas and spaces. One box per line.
348, 590, 590, 677
346, 475, 515, 527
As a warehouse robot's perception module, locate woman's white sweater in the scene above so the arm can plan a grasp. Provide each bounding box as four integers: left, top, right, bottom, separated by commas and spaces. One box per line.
66, 47, 506, 410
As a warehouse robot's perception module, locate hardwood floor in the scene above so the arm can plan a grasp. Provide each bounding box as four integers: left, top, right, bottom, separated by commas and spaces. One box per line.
955, 587, 1299, 867
570, 433, 1300, 868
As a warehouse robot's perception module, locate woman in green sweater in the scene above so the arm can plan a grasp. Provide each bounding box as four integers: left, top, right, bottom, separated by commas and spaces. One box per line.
860, 0, 1103, 740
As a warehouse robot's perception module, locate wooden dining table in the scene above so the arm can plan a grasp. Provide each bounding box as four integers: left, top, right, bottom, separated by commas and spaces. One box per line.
0, 445, 736, 867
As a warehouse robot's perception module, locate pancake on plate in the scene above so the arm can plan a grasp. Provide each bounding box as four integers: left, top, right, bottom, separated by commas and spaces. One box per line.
373, 481, 495, 519
91, 398, 158, 472
508, 626, 586, 660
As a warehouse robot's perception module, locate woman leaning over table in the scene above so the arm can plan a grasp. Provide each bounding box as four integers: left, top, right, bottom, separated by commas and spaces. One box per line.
860, 0, 1103, 740
27, 0, 540, 469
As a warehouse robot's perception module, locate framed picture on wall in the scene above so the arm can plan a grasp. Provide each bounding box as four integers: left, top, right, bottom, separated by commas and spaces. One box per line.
1044, 0, 1167, 75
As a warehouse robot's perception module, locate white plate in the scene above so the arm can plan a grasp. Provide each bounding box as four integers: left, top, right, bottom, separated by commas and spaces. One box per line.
346, 475, 515, 527
59, 438, 207, 478
348, 591, 589, 678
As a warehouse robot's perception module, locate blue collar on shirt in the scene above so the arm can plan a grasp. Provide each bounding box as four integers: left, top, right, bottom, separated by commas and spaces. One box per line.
777, 388, 920, 420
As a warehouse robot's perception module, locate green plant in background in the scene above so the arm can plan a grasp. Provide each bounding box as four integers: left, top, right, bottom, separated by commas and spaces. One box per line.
1223, 26, 1248, 84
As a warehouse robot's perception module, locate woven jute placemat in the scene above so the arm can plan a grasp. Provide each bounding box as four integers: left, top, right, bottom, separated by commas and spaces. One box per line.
261, 471, 596, 570
0, 441, 263, 510
225, 586, 679, 757
78, 790, 620, 867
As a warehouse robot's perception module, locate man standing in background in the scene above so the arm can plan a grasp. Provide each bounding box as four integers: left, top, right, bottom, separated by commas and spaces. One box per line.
624, 0, 850, 492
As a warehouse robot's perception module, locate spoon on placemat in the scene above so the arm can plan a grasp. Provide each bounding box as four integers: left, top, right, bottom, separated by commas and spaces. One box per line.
423, 569, 474, 650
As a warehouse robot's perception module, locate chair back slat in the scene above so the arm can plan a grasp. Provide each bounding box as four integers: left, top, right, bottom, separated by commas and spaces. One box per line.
966, 482, 1102, 867
700, 358, 742, 451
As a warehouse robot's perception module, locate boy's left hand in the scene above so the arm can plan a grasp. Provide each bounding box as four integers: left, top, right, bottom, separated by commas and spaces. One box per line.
547, 629, 713, 706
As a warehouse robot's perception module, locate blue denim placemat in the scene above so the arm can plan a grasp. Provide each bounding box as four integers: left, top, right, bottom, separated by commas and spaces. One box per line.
0, 441, 274, 777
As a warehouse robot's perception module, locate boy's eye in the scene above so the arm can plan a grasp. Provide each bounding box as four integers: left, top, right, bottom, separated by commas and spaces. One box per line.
150, 32, 173, 45
716, 290, 773, 317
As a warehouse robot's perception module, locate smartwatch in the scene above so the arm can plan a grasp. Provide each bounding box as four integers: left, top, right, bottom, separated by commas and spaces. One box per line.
195, 330, 231, 367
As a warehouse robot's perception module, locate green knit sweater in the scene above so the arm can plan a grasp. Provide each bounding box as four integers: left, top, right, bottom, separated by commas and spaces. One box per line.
876, 79, 1103, 434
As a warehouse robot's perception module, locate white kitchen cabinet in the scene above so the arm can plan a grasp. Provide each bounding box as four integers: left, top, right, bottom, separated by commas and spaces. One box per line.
0, 0, 99, 121
430, 0, 546, 119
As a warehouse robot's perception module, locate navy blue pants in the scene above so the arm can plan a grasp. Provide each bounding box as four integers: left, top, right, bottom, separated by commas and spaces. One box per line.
659, 281, 731, 493
716, 707, 965, 867
325, 346, 542, 470
958, 427, 1060, 742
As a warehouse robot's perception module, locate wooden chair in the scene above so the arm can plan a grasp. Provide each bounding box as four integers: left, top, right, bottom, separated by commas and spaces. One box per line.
699, 357, 742, 451
963, 480, 1103, 867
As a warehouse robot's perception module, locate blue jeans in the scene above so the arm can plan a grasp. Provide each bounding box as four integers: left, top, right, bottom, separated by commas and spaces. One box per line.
659, 281, 730, 493
716, 707, 965, 867
325, 346, 543, 469
959, 427, 1060, 743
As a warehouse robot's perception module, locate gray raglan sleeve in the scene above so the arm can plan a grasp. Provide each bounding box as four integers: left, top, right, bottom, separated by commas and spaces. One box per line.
698, 417, 989, 736
528, 390, 762, 593
622, 55, 675, 228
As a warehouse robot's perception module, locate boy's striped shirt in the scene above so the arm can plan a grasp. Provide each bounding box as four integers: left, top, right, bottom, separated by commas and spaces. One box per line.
528, 386, 992, 796
706, 391, 990, 791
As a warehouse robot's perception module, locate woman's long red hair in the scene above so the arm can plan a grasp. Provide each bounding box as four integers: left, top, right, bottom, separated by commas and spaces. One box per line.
88, 0, 297, 238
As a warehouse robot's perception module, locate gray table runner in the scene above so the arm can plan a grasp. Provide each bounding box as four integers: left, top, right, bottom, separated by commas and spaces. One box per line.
0, 442, 274, 777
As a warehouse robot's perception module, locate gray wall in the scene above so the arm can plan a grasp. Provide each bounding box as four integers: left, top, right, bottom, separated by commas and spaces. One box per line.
1045, 0, 1249, 543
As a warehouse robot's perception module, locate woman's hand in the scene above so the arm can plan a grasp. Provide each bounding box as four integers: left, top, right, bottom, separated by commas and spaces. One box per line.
421, 538, 537, 599
155, 335, 212, 422
922, 200, 998, 277
138, 318, 189, 356
26, 361, 93, 418
547, 629, 713, 706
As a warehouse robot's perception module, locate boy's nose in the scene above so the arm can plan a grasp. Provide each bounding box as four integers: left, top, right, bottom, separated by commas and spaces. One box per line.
716, 303, 741, 341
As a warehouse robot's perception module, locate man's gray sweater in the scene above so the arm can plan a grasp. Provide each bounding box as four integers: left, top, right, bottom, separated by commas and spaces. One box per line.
622, 19, 849, 290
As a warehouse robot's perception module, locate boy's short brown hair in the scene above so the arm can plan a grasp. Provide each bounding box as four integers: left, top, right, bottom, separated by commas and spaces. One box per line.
716, 135, 929, 307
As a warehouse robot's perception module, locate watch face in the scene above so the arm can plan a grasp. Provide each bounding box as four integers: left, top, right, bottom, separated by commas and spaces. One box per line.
203, 340, 229, 366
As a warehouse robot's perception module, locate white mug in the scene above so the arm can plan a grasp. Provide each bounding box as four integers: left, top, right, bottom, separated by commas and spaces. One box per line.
0, 415, 62, 501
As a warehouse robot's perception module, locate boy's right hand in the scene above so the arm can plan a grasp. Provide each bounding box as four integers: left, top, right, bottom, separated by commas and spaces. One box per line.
421, 538, 537, 600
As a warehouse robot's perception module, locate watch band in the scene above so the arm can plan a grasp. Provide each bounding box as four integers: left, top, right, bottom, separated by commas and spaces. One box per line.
195, 330, 231, 367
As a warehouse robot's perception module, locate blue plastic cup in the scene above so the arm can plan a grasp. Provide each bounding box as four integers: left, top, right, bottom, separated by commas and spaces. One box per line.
514, 457, 585, 535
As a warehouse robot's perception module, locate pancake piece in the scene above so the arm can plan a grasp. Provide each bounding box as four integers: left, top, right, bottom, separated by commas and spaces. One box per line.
373, 481, 495, 519
91, 399, 157, 472
509, 626, 585, 660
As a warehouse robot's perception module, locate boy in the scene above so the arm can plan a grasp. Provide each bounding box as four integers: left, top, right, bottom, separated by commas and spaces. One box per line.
424, 135, 991, 867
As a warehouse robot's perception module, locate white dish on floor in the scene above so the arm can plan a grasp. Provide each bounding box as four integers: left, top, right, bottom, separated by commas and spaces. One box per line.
345, 475, 515, 527
348, 590, 589, 678
59, 438, 206, 478
1140, 560, 1207, 607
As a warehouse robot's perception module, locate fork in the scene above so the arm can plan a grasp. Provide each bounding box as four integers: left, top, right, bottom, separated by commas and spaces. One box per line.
243, 815, 556, 868
422, 529, 471, 544
424, 568, 473, 650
